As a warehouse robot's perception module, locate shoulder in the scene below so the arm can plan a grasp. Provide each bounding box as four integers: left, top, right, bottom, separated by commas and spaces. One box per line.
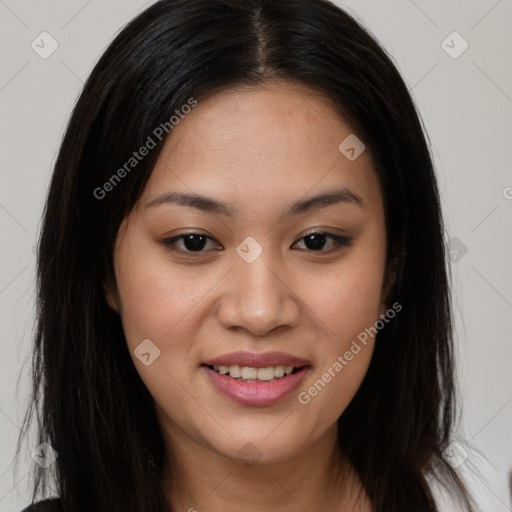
425, 441, 510, 512
20, 498, 63, 512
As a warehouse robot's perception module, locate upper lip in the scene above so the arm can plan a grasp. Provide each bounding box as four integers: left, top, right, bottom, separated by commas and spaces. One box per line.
202, 351, 311, 368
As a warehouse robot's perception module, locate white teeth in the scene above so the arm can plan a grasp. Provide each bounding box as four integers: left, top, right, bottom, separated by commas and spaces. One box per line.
241, 367, 258, 380
257, 367, 276, 381
210, 364, 298, 381
229, 365, 242, 377
229, 364, 242, 379
274, 365, 285, 378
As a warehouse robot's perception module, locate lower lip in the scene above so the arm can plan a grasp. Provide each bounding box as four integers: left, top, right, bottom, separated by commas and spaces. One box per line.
202, 365, 310, 406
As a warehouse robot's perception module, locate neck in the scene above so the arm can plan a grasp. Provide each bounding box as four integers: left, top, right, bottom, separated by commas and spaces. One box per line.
159, 423, 370, 511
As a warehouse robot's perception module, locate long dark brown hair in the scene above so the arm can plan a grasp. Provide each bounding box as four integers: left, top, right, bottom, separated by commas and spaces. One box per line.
16, 0, 477, 510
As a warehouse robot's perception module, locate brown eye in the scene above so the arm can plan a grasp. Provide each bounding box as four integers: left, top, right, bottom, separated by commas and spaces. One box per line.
293, 232, 353, 252
162, 233, 220, 253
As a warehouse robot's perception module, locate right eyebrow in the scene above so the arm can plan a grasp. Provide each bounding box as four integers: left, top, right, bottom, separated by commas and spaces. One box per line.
144, 191, 234, 216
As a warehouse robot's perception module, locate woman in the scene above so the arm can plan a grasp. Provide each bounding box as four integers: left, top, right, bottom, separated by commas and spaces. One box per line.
17, 0, 483, 510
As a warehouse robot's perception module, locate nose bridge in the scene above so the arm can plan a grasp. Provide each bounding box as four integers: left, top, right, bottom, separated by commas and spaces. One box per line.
234, 234, 279, 290
237, 249, 280, 302
217, 240, 300, 335
236, 241, 284, 306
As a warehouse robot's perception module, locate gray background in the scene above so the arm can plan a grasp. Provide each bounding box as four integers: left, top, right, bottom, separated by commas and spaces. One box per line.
0, 0, 511, 510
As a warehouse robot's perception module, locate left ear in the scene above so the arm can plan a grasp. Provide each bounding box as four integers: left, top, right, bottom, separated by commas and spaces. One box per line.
379, 253, 399, 316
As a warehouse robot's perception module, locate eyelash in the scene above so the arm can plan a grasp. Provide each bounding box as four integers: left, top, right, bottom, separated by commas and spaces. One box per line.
162, 231, 353, 255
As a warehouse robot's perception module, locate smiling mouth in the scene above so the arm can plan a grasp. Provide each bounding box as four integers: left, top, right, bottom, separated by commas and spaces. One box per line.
204, 364, 305, 382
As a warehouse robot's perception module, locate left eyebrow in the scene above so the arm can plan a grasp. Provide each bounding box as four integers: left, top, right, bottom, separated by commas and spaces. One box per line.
286, 187, 365, 215
144, 186, 365, 216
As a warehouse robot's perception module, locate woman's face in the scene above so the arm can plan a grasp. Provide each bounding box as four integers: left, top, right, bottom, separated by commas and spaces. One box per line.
107, 80, 388, 465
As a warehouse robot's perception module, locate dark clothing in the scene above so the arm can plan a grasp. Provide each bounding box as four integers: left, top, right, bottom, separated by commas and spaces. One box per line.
21, 498, 63, 511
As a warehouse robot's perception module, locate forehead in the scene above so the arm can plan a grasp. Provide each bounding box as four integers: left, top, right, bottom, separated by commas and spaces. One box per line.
139, 80, 382, 213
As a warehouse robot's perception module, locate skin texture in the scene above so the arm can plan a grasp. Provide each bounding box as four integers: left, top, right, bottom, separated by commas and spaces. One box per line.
106, 80, 389, 511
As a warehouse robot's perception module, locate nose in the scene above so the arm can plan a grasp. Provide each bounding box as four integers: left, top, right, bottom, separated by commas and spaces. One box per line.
216, 249, 302, 337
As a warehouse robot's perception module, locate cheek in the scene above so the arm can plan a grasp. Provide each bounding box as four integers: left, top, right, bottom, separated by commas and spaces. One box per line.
306, 220, 386, 340
112, 247, 211, 427
112, 240, 227, 395
113, 244, 206, 347
297, 258, 384, 421
299, 282, 378, 429
310, 264, 384, 341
